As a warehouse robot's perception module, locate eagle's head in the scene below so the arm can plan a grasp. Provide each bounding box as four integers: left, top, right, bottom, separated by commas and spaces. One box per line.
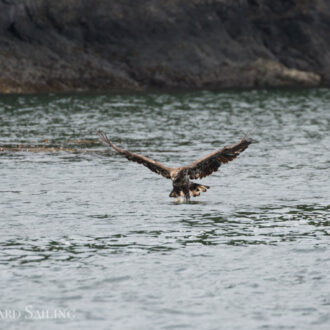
170, 169, 180, 180
170, 168, 185, 182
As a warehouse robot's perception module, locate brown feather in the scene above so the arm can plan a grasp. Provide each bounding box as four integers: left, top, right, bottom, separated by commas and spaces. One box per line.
97, 130, 172, 179
185, 137, 252, 179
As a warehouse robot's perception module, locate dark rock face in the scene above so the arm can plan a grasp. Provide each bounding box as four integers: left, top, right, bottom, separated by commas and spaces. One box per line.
0, 0, 329, 93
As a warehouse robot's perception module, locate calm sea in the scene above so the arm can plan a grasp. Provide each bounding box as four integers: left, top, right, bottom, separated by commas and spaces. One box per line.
0, 89, 329, 329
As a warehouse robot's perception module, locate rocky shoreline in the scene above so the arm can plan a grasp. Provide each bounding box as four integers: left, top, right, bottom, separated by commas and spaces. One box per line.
0, 0, 329, 93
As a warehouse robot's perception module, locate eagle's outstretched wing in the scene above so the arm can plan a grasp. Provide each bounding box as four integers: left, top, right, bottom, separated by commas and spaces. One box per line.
97, 130, 172, 179
185, 137, 253, 179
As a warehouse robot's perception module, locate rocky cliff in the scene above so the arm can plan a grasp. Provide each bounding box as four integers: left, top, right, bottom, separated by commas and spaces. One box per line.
0, 0, 329, 93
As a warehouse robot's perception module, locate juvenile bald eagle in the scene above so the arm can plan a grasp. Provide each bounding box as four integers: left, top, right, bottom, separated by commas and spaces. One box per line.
97, 130, 253, 201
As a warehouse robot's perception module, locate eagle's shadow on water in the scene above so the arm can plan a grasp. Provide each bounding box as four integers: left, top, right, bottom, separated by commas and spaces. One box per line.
170, 200, 208, 206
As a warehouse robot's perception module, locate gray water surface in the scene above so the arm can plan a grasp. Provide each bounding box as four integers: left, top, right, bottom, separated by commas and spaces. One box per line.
0, 89, 330, 329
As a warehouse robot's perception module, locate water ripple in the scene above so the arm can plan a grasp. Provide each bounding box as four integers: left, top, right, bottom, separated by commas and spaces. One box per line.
0, 89, 330, 329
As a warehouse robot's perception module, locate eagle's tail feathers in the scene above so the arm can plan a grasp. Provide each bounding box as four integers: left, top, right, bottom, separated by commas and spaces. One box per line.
189, 183, 210, 197
169, 183, 210, 198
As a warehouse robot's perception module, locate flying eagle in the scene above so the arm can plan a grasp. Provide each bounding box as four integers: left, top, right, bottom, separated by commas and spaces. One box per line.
97, 130, 253, 201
